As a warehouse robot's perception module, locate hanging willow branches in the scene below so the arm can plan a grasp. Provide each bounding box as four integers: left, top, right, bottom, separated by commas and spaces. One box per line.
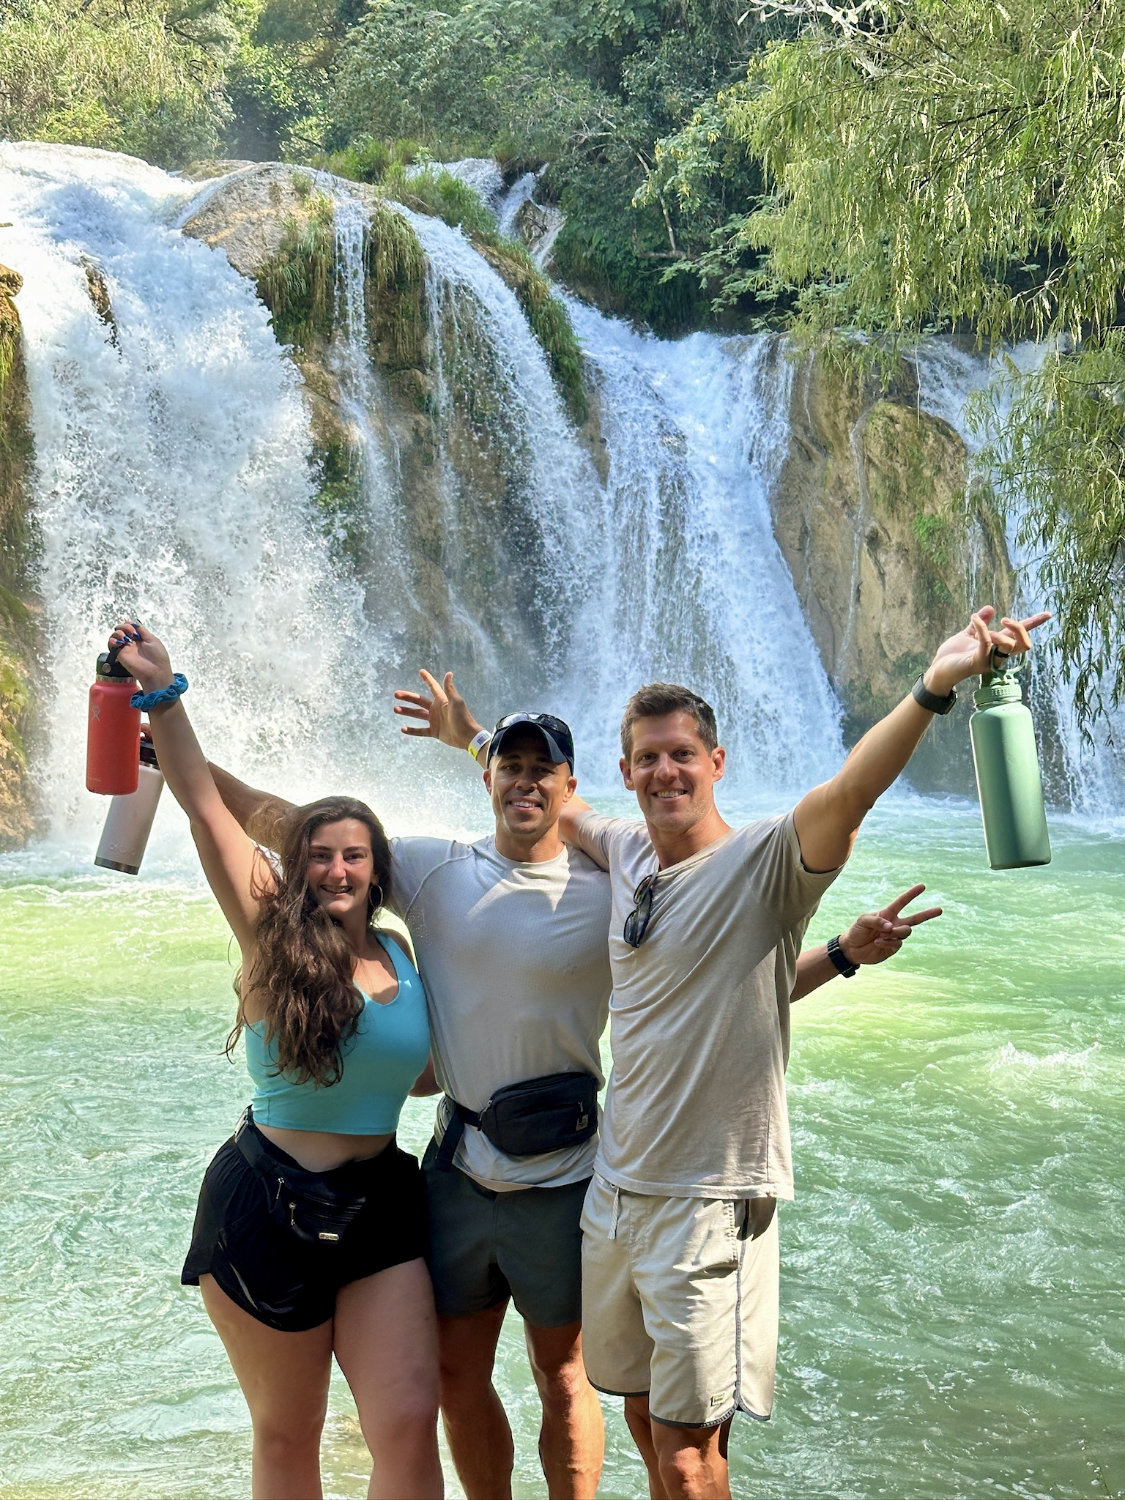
709, 0, 1125, 730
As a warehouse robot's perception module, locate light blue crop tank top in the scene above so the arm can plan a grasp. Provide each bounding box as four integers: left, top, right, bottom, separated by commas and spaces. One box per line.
244, 932, 431, 1134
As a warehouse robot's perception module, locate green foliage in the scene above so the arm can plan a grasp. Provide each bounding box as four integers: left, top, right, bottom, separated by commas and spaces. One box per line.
0, 0, 235, 165
318, 137, 423, 184
328, 0, 785, 331
256, 193, 336, 347
717, 0, 1125, 728
331, 0, 534, 154
911, 513, 953, 568
364, 202, 427, 367
729, 1, 1125, 348
979, 344, 1125, 731
376, 166, 497, 239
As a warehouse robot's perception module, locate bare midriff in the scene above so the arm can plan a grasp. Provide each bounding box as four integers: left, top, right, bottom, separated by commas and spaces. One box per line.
256, 1122, 396, 1173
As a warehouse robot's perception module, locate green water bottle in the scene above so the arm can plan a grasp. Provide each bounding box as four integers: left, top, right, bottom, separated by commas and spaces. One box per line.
969, 655, 1051, 869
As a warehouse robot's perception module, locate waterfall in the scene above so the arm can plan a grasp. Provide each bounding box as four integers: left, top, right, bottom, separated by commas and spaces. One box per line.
390, 205, 603, 689
2, 143, 858, 852
0, 143, 417, 848
558, 301, 843, 791
913, 341, 1125, 824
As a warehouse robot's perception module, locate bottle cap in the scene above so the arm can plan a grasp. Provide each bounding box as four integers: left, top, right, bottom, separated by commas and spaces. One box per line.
95, 648, 134, 681
974, 660, 1024, 708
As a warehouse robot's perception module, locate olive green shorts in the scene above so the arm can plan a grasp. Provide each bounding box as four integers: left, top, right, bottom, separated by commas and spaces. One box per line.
422, 1139, 588, 1328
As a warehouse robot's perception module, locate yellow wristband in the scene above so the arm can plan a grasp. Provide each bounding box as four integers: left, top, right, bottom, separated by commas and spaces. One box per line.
467, 730, 491, 762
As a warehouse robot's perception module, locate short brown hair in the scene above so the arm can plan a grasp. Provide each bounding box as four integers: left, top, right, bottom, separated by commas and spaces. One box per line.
620, 683, 719, 761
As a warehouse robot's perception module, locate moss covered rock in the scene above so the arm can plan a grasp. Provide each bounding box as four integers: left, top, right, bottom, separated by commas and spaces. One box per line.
0, 263, 41, 849
178, 163, 599, 692
772, 348, 1035, 796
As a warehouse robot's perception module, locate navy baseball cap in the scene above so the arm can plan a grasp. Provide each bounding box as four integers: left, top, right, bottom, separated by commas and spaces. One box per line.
487, 713, 575, 772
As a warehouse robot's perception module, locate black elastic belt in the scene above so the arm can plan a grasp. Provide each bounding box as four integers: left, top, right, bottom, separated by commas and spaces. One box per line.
433, 1099, 477, 1172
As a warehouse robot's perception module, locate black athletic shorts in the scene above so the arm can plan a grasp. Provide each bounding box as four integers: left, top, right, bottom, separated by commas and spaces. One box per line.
182, 1116, 428, 1332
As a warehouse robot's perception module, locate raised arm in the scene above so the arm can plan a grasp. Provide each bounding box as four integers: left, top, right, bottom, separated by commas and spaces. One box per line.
791, 884, 942, 1001
393, 669, 489, 757
792, 606, 1050, 872
208, 762, 296, 852
108, 622, 268, 952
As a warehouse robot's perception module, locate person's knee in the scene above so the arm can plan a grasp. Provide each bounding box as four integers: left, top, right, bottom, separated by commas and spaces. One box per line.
361, 1383, 440, 1454
252, 1405, 326, 1463
530, 1349, 589, 1410
652, 1427, 723, 1499
439, 1348, 497, 1420
623, 1395, 652, 1444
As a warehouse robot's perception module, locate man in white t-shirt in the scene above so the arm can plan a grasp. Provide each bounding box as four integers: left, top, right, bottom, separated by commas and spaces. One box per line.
412, 603, 1047, 1500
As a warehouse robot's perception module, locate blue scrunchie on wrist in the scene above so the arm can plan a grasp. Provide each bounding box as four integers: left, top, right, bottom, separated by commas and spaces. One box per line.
130, 673, 189, 711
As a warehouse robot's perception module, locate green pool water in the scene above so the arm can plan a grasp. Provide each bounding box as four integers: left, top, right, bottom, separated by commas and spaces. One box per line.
1, 797, 1122, 1500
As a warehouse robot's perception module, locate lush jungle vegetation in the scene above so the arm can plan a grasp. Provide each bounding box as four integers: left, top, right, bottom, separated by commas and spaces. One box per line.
1, 0, 1122, 721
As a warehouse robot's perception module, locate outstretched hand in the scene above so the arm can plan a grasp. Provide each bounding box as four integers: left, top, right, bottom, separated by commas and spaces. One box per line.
393, 669, 484, 752
837, 884, 942, 967
926, 605, 1051, 696
107, 620, 174, 693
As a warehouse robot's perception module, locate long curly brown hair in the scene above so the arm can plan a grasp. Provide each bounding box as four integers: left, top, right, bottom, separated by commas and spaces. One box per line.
227, 796, 394, 1088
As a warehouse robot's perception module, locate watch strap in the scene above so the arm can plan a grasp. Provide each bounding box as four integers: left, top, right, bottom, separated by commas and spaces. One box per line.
912, 676, 957, 715
826, 934, 858, 978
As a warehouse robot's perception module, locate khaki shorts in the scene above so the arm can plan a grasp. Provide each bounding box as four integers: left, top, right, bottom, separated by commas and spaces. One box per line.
579, 1173, 780, 1428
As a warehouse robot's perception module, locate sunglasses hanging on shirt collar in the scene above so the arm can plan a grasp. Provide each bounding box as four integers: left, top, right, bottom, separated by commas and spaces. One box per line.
624, 872, 659, 948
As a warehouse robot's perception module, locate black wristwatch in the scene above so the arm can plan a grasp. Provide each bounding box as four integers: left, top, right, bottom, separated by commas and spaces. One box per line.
826, 934, 858, 978
912, 676, 957, 715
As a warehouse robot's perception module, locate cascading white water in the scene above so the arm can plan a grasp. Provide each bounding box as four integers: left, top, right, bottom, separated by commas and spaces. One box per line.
913, 340, 1125, 824
0, 144, 387, 850
318, 181, 419, 651
496, 171, 538, 240
559, 299, 843, 791
3, 142, 891, 847
392, 205, 603, 682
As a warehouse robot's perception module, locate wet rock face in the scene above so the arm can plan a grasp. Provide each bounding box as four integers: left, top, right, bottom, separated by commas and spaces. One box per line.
178, 162, 319, 278
176, 163, 605, 701
772, 351, 1021, 796
0, 262, 41, 848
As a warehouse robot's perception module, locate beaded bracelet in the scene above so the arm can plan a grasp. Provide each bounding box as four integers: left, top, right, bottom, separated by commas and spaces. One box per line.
131, 673, 189, 711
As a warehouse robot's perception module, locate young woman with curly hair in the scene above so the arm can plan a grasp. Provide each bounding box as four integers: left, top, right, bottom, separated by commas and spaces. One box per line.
108, 622, 441, 1500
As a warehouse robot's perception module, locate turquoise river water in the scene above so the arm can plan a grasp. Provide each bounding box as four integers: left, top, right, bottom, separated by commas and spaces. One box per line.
1, 794, 1122, 1500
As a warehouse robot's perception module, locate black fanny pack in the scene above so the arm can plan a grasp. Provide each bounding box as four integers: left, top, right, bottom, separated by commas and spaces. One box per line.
235, 1108, 368, 1246
434, 1071, 598, 1171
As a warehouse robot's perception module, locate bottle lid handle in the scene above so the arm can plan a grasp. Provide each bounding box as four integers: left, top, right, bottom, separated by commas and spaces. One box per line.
96, 646, 134, 681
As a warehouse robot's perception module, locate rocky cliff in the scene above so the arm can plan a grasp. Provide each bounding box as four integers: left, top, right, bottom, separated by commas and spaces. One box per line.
772, 351, 1020, 795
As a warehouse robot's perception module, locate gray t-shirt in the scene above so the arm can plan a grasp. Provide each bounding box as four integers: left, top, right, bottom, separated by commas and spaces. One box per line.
569, 810, 839, 1200
389, 835, 612, 1189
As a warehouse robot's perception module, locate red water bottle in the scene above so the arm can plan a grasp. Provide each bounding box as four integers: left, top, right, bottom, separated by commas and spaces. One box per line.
86, 648, 141, 795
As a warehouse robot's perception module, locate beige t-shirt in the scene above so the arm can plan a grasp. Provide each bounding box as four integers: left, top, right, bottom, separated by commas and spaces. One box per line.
569, 810, 839, 1200
389, 836, 612, 1189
